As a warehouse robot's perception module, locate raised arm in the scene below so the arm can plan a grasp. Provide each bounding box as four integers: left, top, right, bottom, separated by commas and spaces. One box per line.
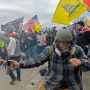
10, 48, 49, 69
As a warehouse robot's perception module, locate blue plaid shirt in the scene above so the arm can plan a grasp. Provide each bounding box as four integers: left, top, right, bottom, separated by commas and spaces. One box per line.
20, 45, 90, 90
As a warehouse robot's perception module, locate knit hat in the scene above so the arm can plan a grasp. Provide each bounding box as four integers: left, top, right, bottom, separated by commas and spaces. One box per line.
77, 21, 85, 27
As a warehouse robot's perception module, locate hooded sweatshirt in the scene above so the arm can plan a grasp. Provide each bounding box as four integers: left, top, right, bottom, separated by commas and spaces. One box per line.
0, 36, 20, 57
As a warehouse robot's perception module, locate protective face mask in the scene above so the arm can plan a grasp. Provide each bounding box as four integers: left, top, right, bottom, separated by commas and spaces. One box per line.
60, 45, 71, 56
55, 48, 61, 56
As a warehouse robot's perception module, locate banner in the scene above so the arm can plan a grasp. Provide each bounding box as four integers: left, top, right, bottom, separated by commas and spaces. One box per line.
23, 15, 41, 31
1, 17, 24, 32
51, 0, 89, 26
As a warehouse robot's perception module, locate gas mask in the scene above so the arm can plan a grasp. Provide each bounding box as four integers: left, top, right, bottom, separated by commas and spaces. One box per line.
60, 45, 71, 56
55, 40, 73, 56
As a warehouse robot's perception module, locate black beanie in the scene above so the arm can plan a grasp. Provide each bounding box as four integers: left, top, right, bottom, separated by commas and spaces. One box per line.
77, 21, 85, 27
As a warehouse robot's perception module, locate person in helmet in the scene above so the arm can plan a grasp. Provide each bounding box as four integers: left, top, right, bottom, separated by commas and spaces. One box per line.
0, 32, 21, 84
9, 29, 90, 90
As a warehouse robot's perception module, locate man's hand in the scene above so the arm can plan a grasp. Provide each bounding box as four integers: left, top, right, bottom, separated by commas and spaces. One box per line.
9, 60, 20, 68
70, 58, 82, 67
25, 45, 27, 48
28, 37, 33, 40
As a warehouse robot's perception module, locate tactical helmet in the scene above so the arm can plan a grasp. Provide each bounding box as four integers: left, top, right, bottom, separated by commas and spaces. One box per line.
55, 29, 73, 42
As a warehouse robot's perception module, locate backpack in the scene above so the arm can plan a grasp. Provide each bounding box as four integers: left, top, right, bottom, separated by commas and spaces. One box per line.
48, 45, 79, 72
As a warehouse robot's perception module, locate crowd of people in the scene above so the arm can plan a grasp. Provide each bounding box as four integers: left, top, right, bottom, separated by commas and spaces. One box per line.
0, 21, 90, 90
0, 26, 56, 84
0, 26, 56, 62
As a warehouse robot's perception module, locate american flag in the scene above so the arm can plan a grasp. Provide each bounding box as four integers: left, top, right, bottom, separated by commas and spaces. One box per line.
23, 23, 30, 30
22, 15, 41, 31
14, 17, 24, 30
8, 21, 14, 29
1, 17, 24, 32
19, 23, 23, 30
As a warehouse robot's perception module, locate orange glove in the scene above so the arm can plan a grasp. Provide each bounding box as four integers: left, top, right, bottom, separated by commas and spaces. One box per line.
58, 88, 69, 90
38, 83, 46, 90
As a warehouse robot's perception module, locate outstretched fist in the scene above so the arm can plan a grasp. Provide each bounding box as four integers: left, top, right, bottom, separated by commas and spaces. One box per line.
70, 58, 81, 67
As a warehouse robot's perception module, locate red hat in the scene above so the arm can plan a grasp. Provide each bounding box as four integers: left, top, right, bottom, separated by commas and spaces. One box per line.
71, 29, 74, 31
28, 28, 32, 32
9, 33, 15, 37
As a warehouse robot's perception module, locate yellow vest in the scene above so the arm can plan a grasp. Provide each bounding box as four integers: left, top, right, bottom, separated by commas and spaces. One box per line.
0, 40, 5, 47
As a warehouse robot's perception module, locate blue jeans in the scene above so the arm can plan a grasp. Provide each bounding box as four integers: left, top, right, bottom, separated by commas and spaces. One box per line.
8, 57, 21, 80
3, 62, 7, 69
37, 46, 45, 54
21, 47, 26, 61
29, 46, 36, 58
25, 48, 29, 61
87, 44, 90, 56
21, 48, 29, 61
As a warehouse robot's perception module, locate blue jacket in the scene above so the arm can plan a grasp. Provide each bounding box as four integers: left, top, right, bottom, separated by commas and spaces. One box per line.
20, 45, 90, 90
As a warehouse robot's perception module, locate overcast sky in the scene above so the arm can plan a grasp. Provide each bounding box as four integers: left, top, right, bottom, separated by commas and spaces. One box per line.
0, 0, 90, 30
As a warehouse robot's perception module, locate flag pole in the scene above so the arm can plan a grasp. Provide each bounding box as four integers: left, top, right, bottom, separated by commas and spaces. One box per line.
0, 59, 7, 62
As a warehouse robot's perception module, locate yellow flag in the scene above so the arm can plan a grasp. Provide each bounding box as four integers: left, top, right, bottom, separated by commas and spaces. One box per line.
23, 15, 41, 32
51, 0, 89, 26
31, 24, 41, 32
